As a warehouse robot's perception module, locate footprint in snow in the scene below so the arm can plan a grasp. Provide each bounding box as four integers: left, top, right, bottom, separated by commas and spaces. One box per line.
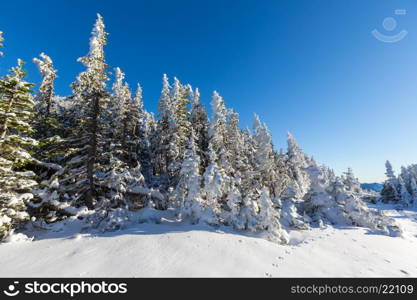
384, 259, 391, 263
265, 272, 272, 277
400, 270, 410, 275
277, 256, 284, 260
285, 250, 291, 254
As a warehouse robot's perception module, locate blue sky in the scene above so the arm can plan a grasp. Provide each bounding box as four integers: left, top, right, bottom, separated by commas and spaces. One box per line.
1, 0, 417, 182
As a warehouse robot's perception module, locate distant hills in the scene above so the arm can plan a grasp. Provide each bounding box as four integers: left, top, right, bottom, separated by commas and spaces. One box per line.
361, 183, 383, 193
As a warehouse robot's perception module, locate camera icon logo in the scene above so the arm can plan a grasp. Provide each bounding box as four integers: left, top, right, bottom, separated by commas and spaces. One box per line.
372, 9, 408, 43
3, 281, 20, 297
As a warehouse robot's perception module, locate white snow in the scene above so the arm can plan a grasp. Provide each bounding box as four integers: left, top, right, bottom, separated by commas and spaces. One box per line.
0, 204, 416, 277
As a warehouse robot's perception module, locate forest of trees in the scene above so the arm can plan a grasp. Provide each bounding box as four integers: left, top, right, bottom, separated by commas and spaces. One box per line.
381, 160, 417, 206
0, 15, 402, 243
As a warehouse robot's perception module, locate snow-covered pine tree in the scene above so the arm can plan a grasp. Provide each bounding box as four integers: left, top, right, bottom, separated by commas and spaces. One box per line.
33, 53, 57, 117
342, 167, 361, 194
226, 127, 263, 231
225, 185, 245, 230
222, 109, 255, 228
273, 148, 292, 201
174, 130, 206, 223
202, 143, 227, 225
133, 83, 153, 183
31, 53, 66, 169
0, 59, 38, 241
279, 132, 309, 229
239, 189, 259, 232
398, 175, 412, 207
96, 67, 148, 210
167, 78, 192, 185
225, 109, 249, 185
303, 160, 336, 227
66, 13, 111, 209
203, 91, 233, 213
32, 14, 112, 216
252, 114, 281, 198
152, 74, 173, 184
189, 87, 209, 172
410, 177, 417, 206
381, 160, 400, 203
257, 187, 289, 243
111, 67, 141, 164
209, 91, 232, 173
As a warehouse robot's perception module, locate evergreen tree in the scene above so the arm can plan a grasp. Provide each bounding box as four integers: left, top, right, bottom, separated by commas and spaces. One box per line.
225, 185, 244, 230
39, 14, 111, 211
189, 87, 209, 172
168, 78, 192, 183
153, 74, 172, 181
204, 91, 233, 212
32, 53, 64, 167
174, 131, 204, 222
381, 160, 399, 203
0, 59, 37, 240
33, 53, 57, 117
410, 177, 417, 206
238, 191, 258, 232
252, 114, 280, 198
398, 176, 412, 206
133, 83, 153, 182
279, 133, 309, 229
257, 187, 289, 243
342, 168, 361, 194
111, 67, 140, 164
202, 143, 226, 224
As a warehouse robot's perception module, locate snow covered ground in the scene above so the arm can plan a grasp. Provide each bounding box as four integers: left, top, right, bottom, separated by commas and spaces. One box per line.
0, 204, 416, 277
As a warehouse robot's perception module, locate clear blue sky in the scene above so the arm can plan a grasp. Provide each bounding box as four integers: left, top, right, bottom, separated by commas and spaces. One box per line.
1, 0, 417, 182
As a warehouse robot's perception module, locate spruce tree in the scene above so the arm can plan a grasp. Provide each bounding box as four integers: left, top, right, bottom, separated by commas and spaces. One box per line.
168, 78, 192, 184
189, 87, 209, 172
32, 52, 65, 167
153, 74, 173, 183
279, 133, 309, 229
36, 14, 111, 212
132, 83, 153, 182
381, 160, 399, 203
342, 167, 361, 193
252, 114, 280, 198
0, 59, 38, 240
174, 131, 204, 222
257, 187, 289, 243
204, 91, 233, 211
33, 53, 57, 117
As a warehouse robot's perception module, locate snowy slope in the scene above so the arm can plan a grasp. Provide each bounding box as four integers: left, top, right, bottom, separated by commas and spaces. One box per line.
0, 205, 416, 277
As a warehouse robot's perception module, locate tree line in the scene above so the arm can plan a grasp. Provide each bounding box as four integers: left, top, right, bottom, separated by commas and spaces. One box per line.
0, 15, 401, 242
